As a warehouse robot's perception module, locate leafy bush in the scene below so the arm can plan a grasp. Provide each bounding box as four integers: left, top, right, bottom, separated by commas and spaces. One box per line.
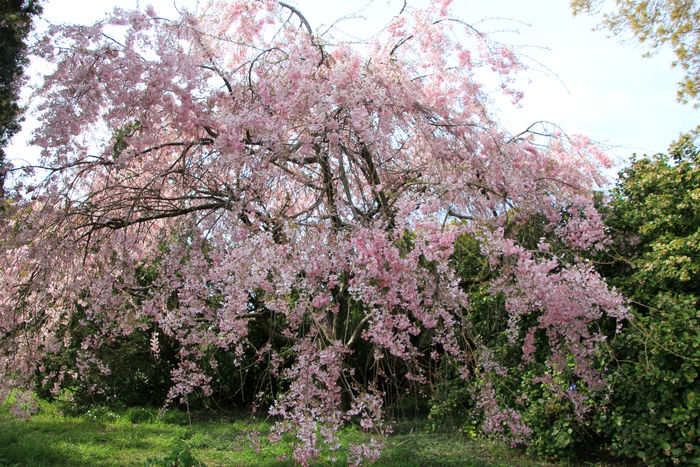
146, 439, 205, 467
592, 134, 700, 466
34, 314, 178, 409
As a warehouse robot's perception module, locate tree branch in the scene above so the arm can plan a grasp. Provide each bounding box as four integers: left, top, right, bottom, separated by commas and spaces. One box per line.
278, 1, 325, 66
346, 314, 371, 348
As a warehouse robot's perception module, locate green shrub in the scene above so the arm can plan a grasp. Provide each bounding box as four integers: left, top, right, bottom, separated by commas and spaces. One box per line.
592, 134, 700, 465
146, 439, 205, 467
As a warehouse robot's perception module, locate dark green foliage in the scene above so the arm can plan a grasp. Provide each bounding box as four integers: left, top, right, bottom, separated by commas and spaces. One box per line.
506, 366, 609, 459
0, 0, 42, 199
34, 307, 280, 413
593, 134, 700, 466
34, 250, 280, 412
35, 314, 178, 409
112, 120, 141, 159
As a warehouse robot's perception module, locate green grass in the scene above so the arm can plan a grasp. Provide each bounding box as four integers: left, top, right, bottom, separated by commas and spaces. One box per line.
0, 400, 622, 466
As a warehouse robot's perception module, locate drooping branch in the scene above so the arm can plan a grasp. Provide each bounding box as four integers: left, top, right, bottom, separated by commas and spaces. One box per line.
199, 64, 234, 97
278, 1, 325, 66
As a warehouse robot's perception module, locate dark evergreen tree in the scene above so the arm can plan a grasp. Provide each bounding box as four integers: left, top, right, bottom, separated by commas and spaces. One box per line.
0, 0, 42, 202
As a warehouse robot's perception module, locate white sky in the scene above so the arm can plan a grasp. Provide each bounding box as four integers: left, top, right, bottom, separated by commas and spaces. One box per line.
8, 0, 699, 172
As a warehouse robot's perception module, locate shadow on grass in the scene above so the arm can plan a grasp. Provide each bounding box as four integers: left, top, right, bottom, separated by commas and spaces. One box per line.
0, 413, 174, 466
0, 417, 95, 466
0, 408, 287, 467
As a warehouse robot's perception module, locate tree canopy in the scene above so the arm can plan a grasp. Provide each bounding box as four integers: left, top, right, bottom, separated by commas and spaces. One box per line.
0, 1, 627, 463
571, 0, 700, 104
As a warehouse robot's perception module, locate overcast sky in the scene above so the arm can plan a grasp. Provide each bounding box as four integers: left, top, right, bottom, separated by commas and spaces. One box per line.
8, 0, 699, 172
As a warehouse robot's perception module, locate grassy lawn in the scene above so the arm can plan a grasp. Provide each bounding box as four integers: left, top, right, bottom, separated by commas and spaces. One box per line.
0, 400, 617, 466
